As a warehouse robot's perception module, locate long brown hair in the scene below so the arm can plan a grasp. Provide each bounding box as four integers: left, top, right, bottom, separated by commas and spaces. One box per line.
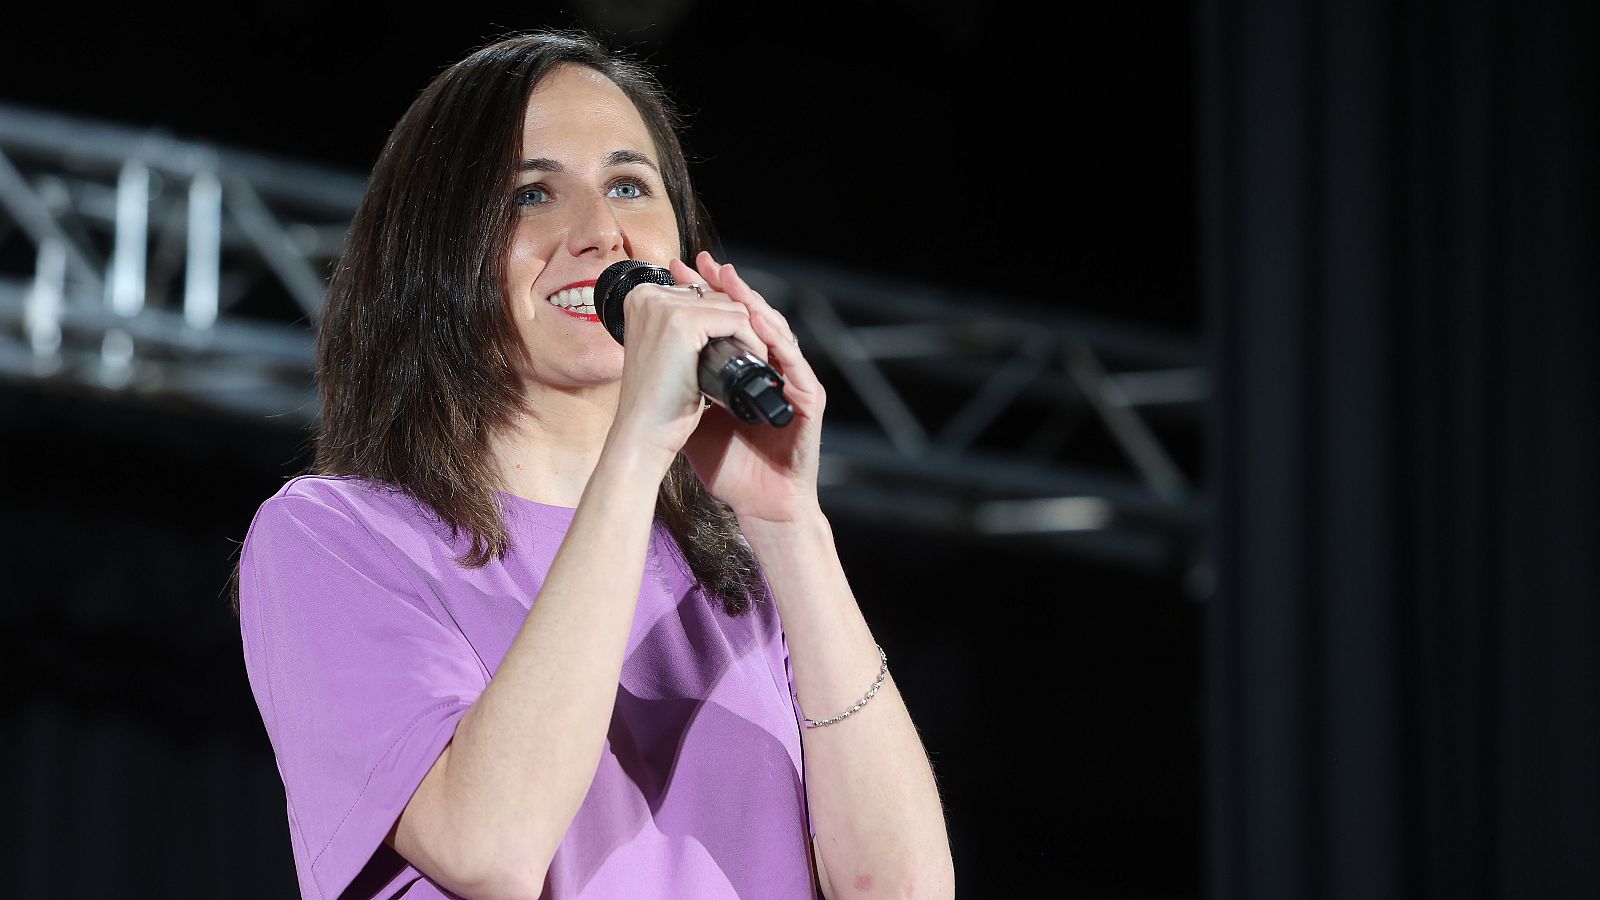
229, 31, 766, 618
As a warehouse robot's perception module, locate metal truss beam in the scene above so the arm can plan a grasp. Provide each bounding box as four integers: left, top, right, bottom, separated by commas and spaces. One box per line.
0, 102, 1207, 583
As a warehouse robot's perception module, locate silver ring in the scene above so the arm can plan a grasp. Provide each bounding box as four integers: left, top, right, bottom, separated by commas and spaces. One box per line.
687, 282, 706, 298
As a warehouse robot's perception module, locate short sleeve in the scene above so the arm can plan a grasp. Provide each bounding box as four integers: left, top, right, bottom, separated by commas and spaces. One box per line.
238, 490, 485, 900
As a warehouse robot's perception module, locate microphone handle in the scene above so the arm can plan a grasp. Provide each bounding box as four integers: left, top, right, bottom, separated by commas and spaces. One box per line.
698, 337, 795, 427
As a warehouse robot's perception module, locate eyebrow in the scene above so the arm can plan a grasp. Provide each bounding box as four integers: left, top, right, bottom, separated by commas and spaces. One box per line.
518, 150, 659, 173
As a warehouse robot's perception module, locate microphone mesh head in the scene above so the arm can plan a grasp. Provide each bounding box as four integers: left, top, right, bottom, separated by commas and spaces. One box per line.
595, 259, 675, 345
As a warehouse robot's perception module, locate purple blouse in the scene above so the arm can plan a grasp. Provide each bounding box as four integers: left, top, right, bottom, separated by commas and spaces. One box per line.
238, 474, 818, 899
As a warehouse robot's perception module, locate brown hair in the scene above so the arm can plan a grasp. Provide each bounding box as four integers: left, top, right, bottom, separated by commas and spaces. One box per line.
229, 30, 766, 618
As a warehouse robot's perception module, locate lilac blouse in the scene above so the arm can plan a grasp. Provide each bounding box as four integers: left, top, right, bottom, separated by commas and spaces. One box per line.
238, 474, 818, 899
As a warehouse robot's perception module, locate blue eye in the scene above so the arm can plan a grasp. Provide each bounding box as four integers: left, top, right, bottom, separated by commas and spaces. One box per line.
608, 180, 648, 200
515, 178, 651, 209
515, 185, 550, 207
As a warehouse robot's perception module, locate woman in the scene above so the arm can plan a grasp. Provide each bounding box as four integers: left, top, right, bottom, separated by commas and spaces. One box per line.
234, 31, 954, 900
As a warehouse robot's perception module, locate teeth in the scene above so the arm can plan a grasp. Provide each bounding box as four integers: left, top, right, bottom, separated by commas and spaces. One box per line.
547, 286, 596, 313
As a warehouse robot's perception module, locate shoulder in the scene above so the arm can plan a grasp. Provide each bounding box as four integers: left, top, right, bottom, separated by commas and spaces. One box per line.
268, 473, 411, 513
245, 474, 444, 570
253, 474, 425, 532
241, 476, 445, 614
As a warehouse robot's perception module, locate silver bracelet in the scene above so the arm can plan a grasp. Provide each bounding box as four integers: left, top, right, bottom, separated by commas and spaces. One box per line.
793, 644, 889, 728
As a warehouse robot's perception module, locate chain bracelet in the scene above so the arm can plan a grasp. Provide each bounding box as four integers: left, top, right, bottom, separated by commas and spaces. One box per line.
793, 644, 889, 728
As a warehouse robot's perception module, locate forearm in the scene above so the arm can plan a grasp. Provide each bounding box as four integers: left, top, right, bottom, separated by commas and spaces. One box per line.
442, 440, 670, 890
741, 511, 956, 900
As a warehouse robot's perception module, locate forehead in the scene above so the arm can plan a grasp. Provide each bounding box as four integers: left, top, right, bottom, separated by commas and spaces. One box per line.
520, 64, 654, 152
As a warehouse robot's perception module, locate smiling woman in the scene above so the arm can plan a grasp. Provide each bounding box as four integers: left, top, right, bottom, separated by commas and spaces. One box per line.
231, 28, 952, 900
514, 147, 665, 324
498, 66, 689, 384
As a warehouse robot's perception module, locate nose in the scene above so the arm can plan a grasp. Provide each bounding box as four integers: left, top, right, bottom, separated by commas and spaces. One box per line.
566, 191, 624, 258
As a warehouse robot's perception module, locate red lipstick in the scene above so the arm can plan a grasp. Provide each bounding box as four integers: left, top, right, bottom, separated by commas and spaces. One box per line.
547, 279, 600, 321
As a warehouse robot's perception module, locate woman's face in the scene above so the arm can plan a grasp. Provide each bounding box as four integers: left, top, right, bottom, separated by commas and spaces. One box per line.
504, 63, 681, 391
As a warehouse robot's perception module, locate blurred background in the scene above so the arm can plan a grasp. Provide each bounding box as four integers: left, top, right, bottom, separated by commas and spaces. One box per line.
0, 1, 1592, 898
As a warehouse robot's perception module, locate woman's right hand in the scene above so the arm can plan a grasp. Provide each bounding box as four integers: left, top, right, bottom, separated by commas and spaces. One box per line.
603, 264, 769, 470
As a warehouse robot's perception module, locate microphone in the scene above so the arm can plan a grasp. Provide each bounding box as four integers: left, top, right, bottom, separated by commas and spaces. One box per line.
594, 259, 795, 427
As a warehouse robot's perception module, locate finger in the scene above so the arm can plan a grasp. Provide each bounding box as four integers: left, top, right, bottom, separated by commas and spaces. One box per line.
652, 286, 763, 362
763, 327, 822, 398
668, 257, 701, 287
720, 263, 792, 336
693, 259, 791, 349
695, 250, 726, 288
733, 321, 768, 365
700, 306, 768, 365
718, 264, 822, 394
691, 256, 819, 399
743, 300, 808, 370
646, 283, 742, 313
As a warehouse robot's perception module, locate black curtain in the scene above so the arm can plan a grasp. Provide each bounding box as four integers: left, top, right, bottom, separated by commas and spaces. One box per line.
1200, 0, 1598, 898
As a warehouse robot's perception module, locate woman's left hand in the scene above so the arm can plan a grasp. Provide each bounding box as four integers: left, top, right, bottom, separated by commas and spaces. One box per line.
669, 251, 826, 527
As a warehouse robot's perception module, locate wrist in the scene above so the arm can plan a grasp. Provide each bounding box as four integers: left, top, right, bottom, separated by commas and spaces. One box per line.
593, 432, 674, 498
736, 504, 831, 551
600, 425, 676, 480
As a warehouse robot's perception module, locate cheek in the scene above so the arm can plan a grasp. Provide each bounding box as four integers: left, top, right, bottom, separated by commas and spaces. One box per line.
616, 206, 682, 258
649, 209, 683, 255
507, 230, 555, 313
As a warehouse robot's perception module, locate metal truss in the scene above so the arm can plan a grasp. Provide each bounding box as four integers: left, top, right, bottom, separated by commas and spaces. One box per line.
0, 101, 1207, 583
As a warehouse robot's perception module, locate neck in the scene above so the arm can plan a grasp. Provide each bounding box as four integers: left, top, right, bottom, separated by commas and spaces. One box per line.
489, 382, 622, 509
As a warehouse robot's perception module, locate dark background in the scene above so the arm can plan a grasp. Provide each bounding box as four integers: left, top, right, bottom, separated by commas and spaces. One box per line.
0, 1, 1198, 330
13, 2, 1594, 898
0, 2, 1202, 898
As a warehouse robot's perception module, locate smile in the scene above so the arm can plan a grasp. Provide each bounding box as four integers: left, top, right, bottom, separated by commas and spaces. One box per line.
546, 281, 598, 319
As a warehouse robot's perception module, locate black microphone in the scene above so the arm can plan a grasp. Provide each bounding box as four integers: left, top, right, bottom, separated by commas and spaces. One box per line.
594, 259, 795, 427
